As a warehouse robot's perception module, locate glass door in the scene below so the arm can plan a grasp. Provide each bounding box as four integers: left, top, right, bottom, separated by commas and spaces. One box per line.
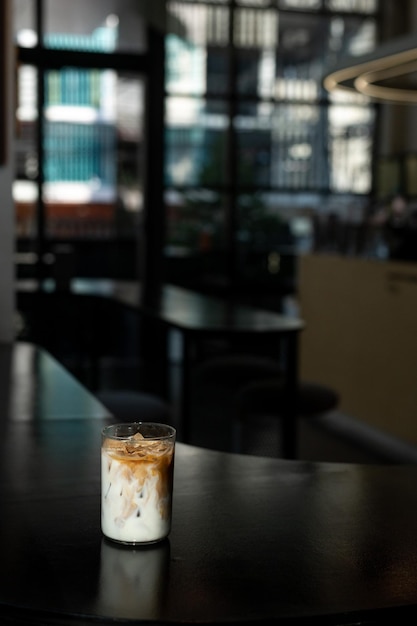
13, 0, 150, 287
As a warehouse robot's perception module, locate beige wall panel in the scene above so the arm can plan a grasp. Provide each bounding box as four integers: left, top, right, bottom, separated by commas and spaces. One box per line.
299, 254, 417, 445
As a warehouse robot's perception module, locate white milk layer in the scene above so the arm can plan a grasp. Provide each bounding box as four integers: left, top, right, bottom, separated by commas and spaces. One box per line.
101, 451, 172, 544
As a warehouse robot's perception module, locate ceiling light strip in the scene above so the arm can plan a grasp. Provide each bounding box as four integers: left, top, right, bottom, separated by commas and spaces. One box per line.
324, 42, 417, 102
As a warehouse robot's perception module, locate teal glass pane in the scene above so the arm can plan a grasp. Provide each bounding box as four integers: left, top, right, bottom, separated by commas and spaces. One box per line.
165, 97, 228, 186
166, 2, 230, 96
44, 121, 116, 186
43, 68, 117, 192
14, 64, 38, 239
44, 0, 147, 53
41, 69, 143, 242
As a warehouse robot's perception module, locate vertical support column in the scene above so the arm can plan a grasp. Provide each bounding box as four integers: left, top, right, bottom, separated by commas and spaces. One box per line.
0, 0, 15, 343
141, 25, 166, 308
35, 0, 47, 288
226, 1, 238, 297
139, 21, 168, 402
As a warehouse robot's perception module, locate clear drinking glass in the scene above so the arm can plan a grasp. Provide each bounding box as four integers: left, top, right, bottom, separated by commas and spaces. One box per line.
101, 422, 176, 545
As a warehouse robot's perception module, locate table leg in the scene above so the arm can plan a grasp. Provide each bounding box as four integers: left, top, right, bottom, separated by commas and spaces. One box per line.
179, 333, 192, 443
281, 333, 299, 459
141, 317, 169, 400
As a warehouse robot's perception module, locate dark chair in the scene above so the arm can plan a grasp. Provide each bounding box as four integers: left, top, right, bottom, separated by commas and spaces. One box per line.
186, 353, 284, 450
193, 353, 283, 390
233, 377, 339, 458
96, 390, 172, 425
191, 352, 338, 456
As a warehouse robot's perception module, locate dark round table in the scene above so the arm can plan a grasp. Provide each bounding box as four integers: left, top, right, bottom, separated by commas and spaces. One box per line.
1, 342, 417, 625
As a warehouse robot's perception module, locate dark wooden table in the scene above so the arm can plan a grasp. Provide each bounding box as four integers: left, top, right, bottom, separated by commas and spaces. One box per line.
138, 284, 304, 452
2, 342, 417, 625
17, 280, 304, 454
0, 340, 112, 422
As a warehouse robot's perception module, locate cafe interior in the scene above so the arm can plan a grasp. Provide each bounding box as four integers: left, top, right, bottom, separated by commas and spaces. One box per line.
7, 2, 417, 625
3, 0, 417, 462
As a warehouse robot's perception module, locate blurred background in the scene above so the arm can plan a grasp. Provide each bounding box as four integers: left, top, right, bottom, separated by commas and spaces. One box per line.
3, 0, 417, 460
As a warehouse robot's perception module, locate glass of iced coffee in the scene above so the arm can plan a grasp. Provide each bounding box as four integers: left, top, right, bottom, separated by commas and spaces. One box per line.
101, 422, 176, 545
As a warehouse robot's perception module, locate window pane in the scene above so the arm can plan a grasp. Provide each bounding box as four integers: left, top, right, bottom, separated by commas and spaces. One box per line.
331, 16, 377, 59
116, 74, 145, 216
324, 0, 378, 14
234, 8, 278, 49
166, 35, 230, 96
166, 2, 230, 96
275, 12, 329, 97
43, 68, 117, 236
13, 0, 36, 47
42, 69, 143, 243
235, 103, 272, 187
167, 2, 230, 46
235, 103, 328, 190
237, 1, 274, 6
169, 0, 229, 4
277, 0, 379, 11
234, 12, 327, 99
277, 0, 322, 10
163, 0, 379, 295
233, 12, 377, 100
14, 65, 38, 241
328, 104, 375, 194
44, 0, 147, 53
231, 13, 375, 102
165, 97, 228, 186
15, 64, 144, 280
271, 104, 327, 190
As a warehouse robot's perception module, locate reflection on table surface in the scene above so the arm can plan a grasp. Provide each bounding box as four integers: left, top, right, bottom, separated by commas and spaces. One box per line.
96, 538, 171, 620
